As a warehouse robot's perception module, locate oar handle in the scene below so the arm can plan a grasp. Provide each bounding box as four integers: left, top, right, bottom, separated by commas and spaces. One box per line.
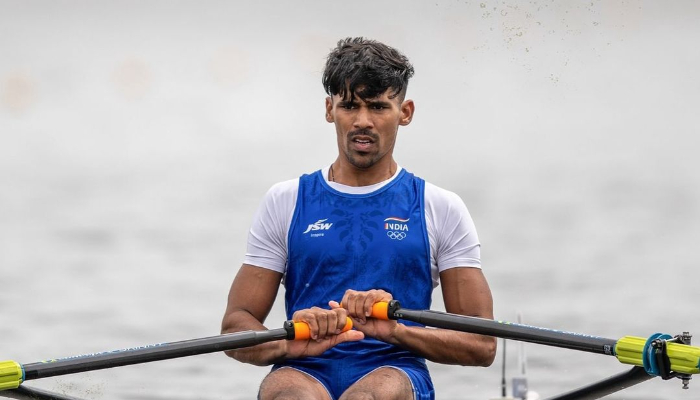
290, 318, 353, 341
370, 300, 402, 320
336, 300, 400, 321
288, 300, 401, 340
370, 301, 391, 320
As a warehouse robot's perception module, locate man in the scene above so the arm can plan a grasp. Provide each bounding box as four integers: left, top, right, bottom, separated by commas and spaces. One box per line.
221, 37, 496, 400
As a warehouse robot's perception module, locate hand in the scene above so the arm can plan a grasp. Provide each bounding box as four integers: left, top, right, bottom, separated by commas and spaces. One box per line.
284, 306, 364, 360
333, 289, 400, 344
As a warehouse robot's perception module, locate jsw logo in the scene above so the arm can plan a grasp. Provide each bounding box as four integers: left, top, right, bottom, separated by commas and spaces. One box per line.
303, 219, 333, 234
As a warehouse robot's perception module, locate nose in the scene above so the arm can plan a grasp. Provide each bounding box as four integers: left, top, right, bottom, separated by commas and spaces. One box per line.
353, 106, 374, 130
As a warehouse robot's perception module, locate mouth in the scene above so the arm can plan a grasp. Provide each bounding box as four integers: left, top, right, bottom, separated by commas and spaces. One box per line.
353, 137, 373, 145
348, 129, 378, 152
350, 135, 375, 152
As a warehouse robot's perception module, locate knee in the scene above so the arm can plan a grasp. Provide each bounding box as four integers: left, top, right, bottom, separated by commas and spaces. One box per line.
259, 369, 328, 400
259, 394, 305, 400
259, 381, 308, 400
341, 393, 376, 400
259, 386, 314, 400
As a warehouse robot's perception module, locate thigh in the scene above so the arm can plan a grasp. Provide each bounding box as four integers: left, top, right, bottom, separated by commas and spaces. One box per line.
259, 367, 333, 400
339, 367, 413, 400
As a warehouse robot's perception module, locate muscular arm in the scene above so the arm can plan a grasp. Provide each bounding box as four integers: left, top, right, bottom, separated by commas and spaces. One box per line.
221, 264, 286, 365
222, 264, 364, 366
343, 267, 496, 366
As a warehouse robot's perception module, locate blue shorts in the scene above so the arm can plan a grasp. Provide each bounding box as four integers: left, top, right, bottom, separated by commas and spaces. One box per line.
272, 355, 434, 399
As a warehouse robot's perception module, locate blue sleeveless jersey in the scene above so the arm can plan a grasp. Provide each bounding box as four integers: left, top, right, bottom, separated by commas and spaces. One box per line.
284, 168, 433, 364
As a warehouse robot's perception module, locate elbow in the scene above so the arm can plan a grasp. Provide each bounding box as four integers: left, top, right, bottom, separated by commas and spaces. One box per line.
477, 337, 497, 367
224, 349, 238, 360
223, 348, 266, 366
453, 335, 497, 367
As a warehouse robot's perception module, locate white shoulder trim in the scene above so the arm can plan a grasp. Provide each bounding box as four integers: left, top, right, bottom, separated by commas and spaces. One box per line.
424, 182, 481, 280
243, 178, 298, 273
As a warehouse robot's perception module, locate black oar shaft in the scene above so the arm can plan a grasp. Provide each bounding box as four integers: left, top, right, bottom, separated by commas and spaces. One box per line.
546, 366, 653, 400
22, 328, 288, 380
4, 385, 85, 400
391, 305, 617, 356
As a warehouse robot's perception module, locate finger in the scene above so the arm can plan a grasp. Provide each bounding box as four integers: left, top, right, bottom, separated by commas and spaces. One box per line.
332, 308, 349, 334
315, 311, 331, 341
323, 311, 338, 338
340, 290, 357, 321
340, 291, 352, 314
362, 292, 376, 318
335, 329, 364, 344
347, 291, 366, 323
365, 289, 392, 318
327, 303, 352, 333
292, 310, 319, 340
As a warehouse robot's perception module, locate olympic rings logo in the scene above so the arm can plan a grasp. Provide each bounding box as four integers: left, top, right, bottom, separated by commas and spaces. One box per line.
386, 231, 407, 240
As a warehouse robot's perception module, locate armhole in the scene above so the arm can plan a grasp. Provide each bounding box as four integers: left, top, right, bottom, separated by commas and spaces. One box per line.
418, 177, 437, 288
286, 176, 305, 273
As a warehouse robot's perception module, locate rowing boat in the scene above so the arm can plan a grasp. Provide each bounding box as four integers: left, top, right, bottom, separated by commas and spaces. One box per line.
2, 301, 699, 399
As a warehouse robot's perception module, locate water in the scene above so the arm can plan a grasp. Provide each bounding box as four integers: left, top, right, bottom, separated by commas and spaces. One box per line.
2, 1, 700, 399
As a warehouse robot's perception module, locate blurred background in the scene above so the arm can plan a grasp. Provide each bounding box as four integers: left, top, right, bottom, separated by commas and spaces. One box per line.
1, 1, 699, 399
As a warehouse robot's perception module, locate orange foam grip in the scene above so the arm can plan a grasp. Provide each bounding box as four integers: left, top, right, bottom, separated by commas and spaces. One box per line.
293, 317, 353, 340
338, 301, 391, 320
371, 302, 390, 320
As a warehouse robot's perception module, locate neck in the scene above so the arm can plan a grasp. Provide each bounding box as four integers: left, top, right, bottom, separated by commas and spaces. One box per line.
328, 160, 396, 187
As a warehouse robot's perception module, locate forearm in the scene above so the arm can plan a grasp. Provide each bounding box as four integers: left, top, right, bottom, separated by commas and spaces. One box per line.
221, 308, 287, 366
389, 323, 496, 366
220, 265, 287, 366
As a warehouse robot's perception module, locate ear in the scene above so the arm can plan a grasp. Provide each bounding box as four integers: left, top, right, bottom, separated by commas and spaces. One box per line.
325, 97, 334, 123
399, 99, 415, 126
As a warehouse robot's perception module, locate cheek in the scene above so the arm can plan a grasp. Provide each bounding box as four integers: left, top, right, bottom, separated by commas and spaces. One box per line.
378, 121, 399, 138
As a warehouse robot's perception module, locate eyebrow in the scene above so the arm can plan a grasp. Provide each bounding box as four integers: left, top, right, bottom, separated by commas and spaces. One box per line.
337, 99, 358, 107
337, 99, 392, 108
365, 100, 392, 107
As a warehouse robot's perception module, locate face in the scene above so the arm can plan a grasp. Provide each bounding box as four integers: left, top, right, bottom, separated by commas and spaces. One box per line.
325, 89, 414, 170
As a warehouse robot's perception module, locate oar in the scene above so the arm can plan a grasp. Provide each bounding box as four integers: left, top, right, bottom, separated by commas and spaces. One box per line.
0, 318, 351, 392
1, 384, 85, 400
370, 301, 700, 380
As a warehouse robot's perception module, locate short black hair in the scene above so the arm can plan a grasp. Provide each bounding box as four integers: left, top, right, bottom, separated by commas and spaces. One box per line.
322, 37, 415, 101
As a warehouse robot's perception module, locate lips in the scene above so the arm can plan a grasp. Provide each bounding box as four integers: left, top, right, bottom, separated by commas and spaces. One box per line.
350, 136, 374, 152
348, 130, 378, 152
353, 137, 373, 144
